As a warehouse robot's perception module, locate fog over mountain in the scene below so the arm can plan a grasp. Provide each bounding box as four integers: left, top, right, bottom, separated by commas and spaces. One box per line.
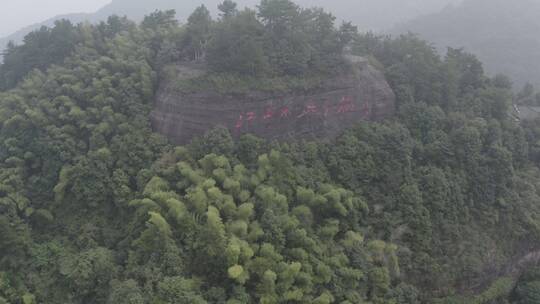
0, 0, 110, 37
5, 0, 540, 303
396, 0, 540, 88
5, 0, 539, 89
0, 0, 460, 54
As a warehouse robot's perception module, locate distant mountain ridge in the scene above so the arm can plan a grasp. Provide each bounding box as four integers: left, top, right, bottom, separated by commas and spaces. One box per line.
395, 0, 540, 88
0, 0, 459, 55
0, 0, 223, 53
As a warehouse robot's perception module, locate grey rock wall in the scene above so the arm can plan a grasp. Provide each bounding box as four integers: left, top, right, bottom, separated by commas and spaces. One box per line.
151, 58, 395, 144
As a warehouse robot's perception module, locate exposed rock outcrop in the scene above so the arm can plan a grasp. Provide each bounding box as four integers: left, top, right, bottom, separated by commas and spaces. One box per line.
151, 57, 395, 144
504, 250, 540, 279
513, 105, 540, 121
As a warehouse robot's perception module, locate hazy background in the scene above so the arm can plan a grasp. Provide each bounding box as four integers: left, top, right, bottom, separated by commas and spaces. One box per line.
0, 0, 110, 37
0, 0, 461, 38
1, 0, 539, 88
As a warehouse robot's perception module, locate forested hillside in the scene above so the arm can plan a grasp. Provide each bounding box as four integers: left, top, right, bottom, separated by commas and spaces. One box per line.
1, 1, 540, 303
396, 0, 540, 90
0, 0, 459, 57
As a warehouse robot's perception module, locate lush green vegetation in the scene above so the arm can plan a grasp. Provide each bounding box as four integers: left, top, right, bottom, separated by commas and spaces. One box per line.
174, 73, 328, 95
0, 20, 81, 90
396, 0, 540, 90
167, 0, 357, 94
512, 267, 540, 304
1, 1, 540, 303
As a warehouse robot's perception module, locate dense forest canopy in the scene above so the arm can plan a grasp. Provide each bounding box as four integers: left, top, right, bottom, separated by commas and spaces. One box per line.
1, 1, 540, 303
0, 1, 354, 90
0, 0, 460, 57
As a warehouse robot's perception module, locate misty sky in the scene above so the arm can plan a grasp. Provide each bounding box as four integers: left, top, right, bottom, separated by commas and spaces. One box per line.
0, 0, 465, 38
0, 0, 111, 37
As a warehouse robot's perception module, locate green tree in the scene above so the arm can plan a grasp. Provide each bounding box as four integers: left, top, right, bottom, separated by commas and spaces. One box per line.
184, 5, 213, 61
156, 277, 207, 304
207, 9, 268, 76
257, 0, 298, 29
0, 20, 80, 90
218, 0, 238, 18
108, 280, 144, 304
59, 247, 118, 301
141, 10, 177, 30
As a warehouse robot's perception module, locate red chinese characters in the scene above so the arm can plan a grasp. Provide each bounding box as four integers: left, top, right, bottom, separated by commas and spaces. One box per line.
280, 107, 290, 118
360, 101, 371, 117
263, 108, 274, 120
246, 112, 256, 122
297, 103, 319, 118
235, 114, 244, 130
235, 96, 364, 131
235, 112, 257, 130
337, 96, 355, 114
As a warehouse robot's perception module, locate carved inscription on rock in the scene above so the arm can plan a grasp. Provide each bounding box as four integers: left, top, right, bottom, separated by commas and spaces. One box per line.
152, 59, 395, 144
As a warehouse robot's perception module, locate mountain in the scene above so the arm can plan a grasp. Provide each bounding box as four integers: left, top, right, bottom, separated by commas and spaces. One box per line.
0, 0, 459, 55
395, 0, 540, 89
3, 1, 540, 302
0, 0, 219, 53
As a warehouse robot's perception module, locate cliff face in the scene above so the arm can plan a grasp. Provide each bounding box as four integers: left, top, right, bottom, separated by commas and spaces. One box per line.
151, 57, 395, 144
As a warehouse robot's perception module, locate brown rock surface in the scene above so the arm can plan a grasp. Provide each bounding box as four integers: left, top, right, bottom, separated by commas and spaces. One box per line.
151, 57, 395, 144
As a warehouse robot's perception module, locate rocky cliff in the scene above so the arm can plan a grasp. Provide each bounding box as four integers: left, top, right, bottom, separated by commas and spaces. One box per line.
151, 57, 395, 144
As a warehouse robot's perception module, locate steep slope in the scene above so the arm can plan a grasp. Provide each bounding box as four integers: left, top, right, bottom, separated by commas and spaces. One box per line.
3, 2, 540, 303
395, 0, 540, 88
152, 57, 395, 144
